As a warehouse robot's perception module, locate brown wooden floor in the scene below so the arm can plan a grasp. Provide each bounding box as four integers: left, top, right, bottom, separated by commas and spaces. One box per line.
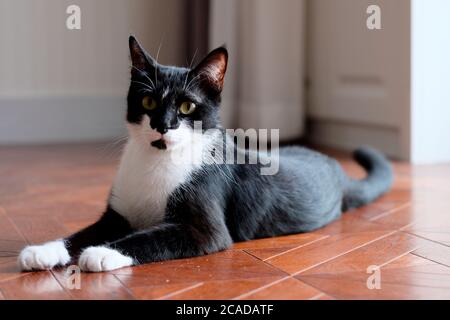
0, 143, 449, 300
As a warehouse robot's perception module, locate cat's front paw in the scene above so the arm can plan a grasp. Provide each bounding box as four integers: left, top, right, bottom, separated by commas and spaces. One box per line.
18, 240, 70, 271
78, 246, 133, 272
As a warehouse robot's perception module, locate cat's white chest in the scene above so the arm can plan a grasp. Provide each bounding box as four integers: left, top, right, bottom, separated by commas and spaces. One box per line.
110, 141, 197, 229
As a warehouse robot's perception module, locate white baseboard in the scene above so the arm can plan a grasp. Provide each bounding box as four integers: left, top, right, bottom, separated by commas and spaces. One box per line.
0, 96, 127, 144
307, 118, 402, 159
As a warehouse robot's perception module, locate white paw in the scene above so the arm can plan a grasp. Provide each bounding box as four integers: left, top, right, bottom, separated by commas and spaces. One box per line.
78, 246, 133, 272
18, 240, 70, 271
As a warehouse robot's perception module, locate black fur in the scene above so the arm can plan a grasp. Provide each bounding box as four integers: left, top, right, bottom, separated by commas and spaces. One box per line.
61, 36, 393, 268
65, 206, 132, 258
127, 36, 224, 132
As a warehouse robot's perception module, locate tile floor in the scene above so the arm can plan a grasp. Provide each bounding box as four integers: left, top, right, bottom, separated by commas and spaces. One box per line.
0, 143, 449, 299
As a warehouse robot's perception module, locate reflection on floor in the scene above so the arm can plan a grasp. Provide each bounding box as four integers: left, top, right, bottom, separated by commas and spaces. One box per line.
0, 143, 449, 299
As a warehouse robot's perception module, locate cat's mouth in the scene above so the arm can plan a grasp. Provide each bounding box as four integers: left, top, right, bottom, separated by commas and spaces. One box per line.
151, 138, 167, 150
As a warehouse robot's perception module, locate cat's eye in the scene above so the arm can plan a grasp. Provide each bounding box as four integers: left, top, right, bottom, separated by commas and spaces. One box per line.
142, 96, 157, 110
179, 102, 196, 115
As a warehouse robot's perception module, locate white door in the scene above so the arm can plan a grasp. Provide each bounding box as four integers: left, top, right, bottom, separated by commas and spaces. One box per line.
306, 0, 411, 159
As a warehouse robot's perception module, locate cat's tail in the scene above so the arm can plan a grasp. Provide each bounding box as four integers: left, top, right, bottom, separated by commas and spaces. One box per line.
342, 146, 393, 211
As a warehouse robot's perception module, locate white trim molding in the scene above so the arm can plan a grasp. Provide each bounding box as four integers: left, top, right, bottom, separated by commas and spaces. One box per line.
0, 95, 127, 144
307, 118, 402, 159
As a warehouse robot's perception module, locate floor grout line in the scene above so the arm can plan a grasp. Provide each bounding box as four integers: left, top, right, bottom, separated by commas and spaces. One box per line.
407, 230, 450, 235
411, 252, 450, 268
112, 273, 140, 300
308, 292, 326, 300
377, 247, 421, 269
0, 207, 30, 246
263, 235, 331, 261
0, 270, 30, 284
232, 276, 291, 300
234, 230, 399, 299
242, 249, 266, 261
294, 277, 339, 300
157, 282, 204, 300
292, 230, 398, 276
301, 271, 450, 292
49, 270, 75, 300
240, 250, 291, 277
369, 202, 411, 221
402, 230, 450, 248
398, 222, 416, 231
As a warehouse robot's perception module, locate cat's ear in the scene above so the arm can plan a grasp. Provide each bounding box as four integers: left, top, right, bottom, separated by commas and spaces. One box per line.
191, 47, 228, 93
129, 35, 157, 74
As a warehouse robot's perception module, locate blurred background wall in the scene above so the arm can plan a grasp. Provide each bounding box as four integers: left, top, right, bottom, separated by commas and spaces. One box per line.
0, 0, 189, 143
210, 0, 305, 141
0, 0, 305, 144
0, 0, 449, 163
306, 0, 411, 159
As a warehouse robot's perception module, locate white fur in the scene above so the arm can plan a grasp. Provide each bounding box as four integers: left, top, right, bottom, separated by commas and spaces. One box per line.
18, 240, 70, 271
110, 115, 214, 229
78, 246, 133, 272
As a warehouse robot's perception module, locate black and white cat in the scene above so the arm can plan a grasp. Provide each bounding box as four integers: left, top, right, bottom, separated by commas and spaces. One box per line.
18, 36, 393, 272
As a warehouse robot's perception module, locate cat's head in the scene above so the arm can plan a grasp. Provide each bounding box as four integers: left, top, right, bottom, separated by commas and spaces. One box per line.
126, 36, 228, 150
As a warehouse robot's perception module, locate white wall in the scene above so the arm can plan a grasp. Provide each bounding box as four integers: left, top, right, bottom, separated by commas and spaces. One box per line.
411, 0, 450, 163
0, 0, 187, 144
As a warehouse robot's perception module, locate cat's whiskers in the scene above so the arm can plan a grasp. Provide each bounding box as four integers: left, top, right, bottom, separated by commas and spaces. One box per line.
183, 48, 198, 90
99, 135, 129, 159
154, 40, 163, 88
131, 66, 156, 89
131, 80, 154, 92
184, 72, 204, 92
185, 73, 207, 92
138, 88, 153, 95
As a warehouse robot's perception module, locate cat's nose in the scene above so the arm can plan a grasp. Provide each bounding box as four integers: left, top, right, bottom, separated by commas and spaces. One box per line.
156, 127, 168, 134
155, 123, 179, 135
